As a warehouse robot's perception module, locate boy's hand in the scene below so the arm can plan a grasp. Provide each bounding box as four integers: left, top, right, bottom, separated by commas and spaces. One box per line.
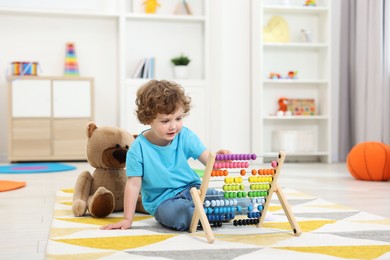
100, 219, 132, 230
216, 149, 231, 155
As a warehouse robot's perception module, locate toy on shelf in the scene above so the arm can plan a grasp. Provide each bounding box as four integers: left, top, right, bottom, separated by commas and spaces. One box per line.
11, 61, 39, 76
144, 0, 160, 14
304, 0, 316, 6
276, 98, 316, 116
299, 29, 313, 43
287, 99, 316, 116
64, 43, 79, 76
278, 97, 288, 112
269, 71, 298, 80
189, 152, 301, 243
269, 72, 281, 79
263, 16, 290, 43
276, 97, 292, 116
286, 70, 298, 79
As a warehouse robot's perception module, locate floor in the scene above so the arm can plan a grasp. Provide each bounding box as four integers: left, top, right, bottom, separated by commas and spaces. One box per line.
0, 161, 389, 259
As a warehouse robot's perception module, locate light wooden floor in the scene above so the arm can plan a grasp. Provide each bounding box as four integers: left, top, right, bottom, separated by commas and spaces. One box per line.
0, 162, 389, 259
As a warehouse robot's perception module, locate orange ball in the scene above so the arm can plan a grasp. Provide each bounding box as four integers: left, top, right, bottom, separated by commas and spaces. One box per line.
240, 169, 246, 176
251, 169, 257, 175
347, 142, 390, 181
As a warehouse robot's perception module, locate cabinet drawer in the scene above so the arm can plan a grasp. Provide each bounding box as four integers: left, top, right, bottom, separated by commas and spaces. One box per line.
12, 139, 51, 157
53, 119, 89, 139
11, 119, 51, 157
12, 119, 51, 140
53, 140, 87, 156
53, 119, 89, 156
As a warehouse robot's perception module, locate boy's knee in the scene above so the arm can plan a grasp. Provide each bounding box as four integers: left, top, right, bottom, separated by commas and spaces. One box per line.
173, 207, 193, 230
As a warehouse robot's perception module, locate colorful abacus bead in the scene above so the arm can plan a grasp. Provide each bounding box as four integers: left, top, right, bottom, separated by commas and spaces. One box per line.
271, 160, 278, 168
215, 153, 257, 161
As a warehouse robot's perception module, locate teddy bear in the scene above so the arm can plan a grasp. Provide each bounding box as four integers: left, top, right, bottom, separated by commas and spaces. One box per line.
72, 122, 147, 218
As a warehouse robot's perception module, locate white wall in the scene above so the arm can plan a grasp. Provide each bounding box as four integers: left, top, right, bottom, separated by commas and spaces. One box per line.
209, 0, 251, 153
331, 0, 341, 161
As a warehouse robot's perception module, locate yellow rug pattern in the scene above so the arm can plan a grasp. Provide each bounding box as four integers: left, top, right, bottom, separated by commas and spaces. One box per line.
46, 188, 390, 259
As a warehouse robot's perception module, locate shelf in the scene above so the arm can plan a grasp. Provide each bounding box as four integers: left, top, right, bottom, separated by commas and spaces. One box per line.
124, 78, 208, 87
125, 13, 206, 22
263, 79, 328, 84
263, 116, 329, 120
263, 42, 328, 49
251, 0, 331, 163
263, 5, 329, 14
0, 7, 120, 18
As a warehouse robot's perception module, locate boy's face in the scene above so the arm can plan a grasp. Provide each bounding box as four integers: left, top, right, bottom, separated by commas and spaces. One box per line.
148, 107, 184, 146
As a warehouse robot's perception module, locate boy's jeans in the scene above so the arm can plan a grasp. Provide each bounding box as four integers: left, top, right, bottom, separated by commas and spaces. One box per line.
154, 185, 250, 231
155, 185, 207, 231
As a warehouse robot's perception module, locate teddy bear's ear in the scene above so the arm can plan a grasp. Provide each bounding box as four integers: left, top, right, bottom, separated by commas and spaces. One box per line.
86, 122, 98, 138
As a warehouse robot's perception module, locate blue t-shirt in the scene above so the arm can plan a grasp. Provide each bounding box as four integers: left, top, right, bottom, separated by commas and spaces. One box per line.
126, 127, 206, 216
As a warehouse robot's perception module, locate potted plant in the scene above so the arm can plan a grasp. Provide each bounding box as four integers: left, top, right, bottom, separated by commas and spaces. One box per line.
171, 54, 190, 79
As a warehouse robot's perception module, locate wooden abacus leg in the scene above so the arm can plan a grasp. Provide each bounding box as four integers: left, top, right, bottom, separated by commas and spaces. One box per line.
274, 183, 302, 236
189, 153, 216, 243
190, 188, 215, 243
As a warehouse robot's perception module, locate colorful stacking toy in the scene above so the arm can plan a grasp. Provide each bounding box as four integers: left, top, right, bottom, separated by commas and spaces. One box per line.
64, 42, 79, 76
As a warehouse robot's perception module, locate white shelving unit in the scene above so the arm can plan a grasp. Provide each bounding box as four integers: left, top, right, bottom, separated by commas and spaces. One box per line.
251, 0, 331, 162
0, 0, 210, 147
120, 0, 210, 145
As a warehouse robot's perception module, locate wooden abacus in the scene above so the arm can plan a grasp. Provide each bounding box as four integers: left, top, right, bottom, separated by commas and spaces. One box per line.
189, 151, 301, 244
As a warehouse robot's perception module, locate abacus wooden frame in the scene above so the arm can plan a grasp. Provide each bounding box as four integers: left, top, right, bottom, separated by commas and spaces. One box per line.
189, 151, 302, 244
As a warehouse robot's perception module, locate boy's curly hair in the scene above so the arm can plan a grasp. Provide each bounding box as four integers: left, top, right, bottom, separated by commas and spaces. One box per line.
135, 80, 191, 125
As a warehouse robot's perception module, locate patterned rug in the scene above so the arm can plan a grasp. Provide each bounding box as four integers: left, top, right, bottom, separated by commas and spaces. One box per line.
46, 188, 390, 259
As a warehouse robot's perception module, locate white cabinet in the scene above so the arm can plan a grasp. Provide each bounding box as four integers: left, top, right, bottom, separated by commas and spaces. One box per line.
251, 0, 331, 162
12, 80, 51, 117
8, 76, 94, 161
53, 80, 92, 118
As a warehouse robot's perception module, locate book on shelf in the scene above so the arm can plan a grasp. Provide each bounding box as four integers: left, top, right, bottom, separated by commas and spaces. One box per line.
132, 57, 155, 79
132, 58, 146, 78
142, 58, 150, 79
